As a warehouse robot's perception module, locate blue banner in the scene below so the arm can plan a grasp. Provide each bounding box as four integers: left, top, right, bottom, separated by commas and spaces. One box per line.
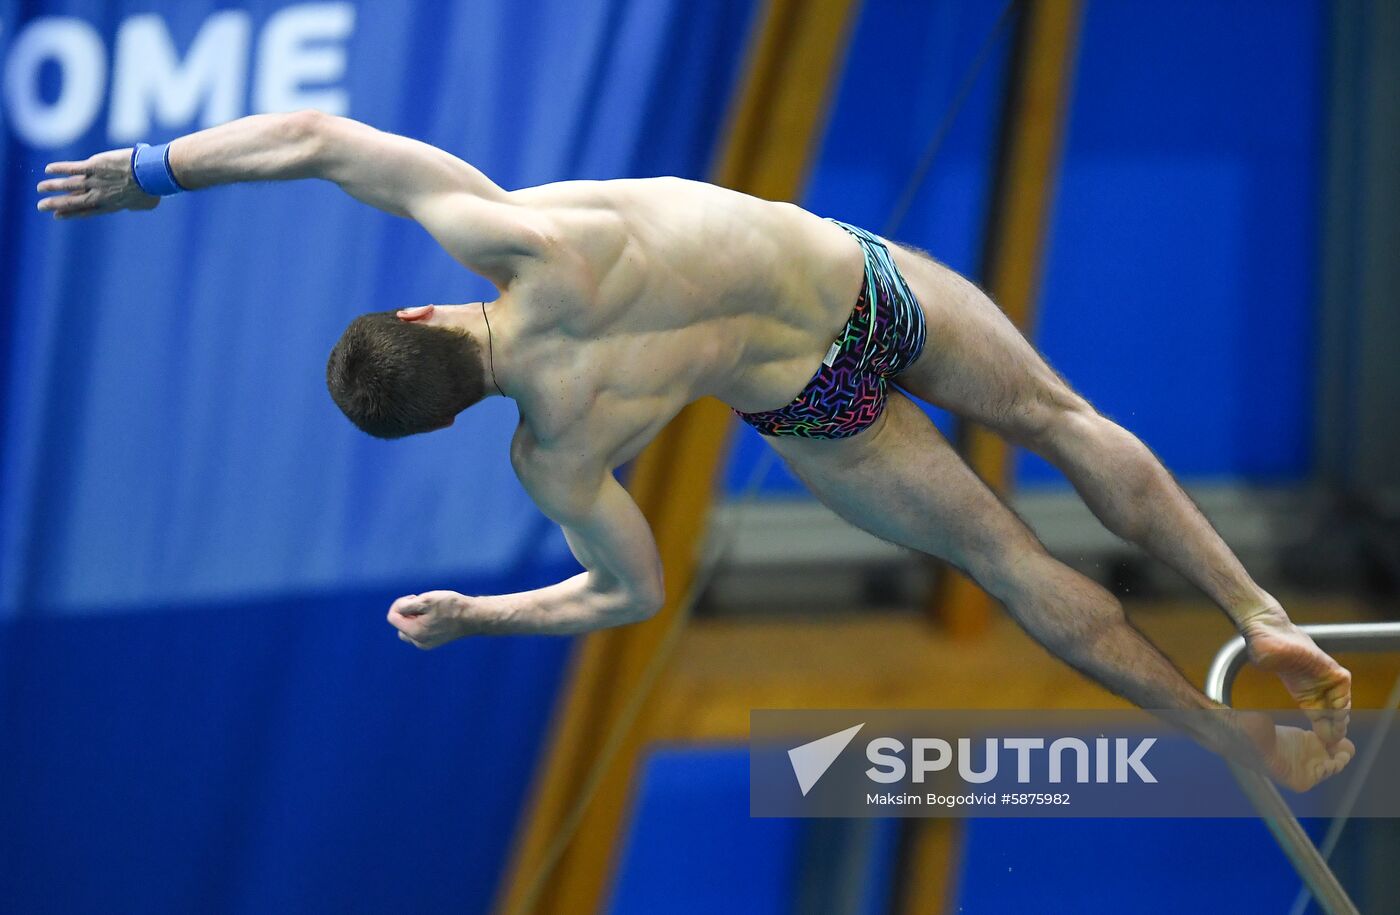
0, 2, 756, 912
0, 0, 754, 616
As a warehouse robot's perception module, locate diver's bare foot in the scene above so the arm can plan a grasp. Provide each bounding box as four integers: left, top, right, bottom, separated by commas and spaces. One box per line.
1241, 603, 1352, 745
1239, 711, 1355, 792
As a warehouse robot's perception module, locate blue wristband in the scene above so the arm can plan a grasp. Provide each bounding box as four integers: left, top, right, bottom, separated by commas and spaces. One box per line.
131, 142, 186, 196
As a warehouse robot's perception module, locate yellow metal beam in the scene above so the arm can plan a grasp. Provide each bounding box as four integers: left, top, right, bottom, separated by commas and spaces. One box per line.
936, 0, 1082, 640
895, 820, 963, 915
494, 2, 860, 913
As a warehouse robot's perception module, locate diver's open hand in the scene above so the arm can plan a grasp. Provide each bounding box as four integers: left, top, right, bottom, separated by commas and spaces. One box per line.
387, 590, 477, 649
37, 149, 160, 219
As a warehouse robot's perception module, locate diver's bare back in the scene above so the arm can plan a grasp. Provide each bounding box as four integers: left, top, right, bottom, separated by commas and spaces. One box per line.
506, 176, 866, 459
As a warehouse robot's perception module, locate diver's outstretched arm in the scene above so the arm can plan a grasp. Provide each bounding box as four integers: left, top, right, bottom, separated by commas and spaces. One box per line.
37, 111, 546, 284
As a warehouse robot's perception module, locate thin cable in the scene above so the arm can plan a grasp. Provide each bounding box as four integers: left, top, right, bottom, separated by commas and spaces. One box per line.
882, 0, 1020, 239
511, 448, 779, 914
1288, 670, 1400, 915
482, 301, 505, 397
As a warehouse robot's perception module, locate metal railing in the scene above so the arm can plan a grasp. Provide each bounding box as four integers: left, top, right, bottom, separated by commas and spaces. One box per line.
1205, 621, 1400, 915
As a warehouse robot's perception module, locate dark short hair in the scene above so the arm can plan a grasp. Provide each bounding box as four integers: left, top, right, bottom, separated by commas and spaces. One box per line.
326, 311, 485, 438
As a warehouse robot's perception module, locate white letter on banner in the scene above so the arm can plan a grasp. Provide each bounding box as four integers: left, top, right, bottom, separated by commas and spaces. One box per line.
1003, 737, 1045, 783
865, 737, 906, 783
254, 3, 355, 115
1116, 737, 1157, 783
1048, 737, 1089, 783
911, 738, 951, 783
957, 737, 999, 784
109, 12, 251, 141
3, 18, 106, 147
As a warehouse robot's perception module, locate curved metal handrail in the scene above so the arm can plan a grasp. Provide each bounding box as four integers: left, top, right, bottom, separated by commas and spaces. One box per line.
1206, 622, 1400, 704
1205, 621, 1400, 915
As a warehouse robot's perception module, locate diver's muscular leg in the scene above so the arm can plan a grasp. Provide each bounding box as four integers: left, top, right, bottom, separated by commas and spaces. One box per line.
884, 247, 1350, 745
767, 392, 1351, 790
889, 246, 1271, 617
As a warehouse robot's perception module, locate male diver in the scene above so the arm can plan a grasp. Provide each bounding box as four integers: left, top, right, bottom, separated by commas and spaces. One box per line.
38, 111, 1353, 791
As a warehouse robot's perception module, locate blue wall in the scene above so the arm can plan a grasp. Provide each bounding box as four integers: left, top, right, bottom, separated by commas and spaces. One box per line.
608, 744, 1315, 915
607, 747, 806, 915
955, 817, 1321, 913
1025, 0, 1322, 485
0, 2, 756, 912
729, 0, 1324, 496
0, 592, 571, 914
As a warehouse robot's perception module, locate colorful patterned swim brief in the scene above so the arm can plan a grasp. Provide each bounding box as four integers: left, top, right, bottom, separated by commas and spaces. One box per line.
735, 219, 928, 439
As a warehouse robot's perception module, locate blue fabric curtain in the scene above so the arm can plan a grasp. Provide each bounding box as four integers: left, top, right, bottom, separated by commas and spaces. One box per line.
0, 0, 754, 614
0, 1, 756, 911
